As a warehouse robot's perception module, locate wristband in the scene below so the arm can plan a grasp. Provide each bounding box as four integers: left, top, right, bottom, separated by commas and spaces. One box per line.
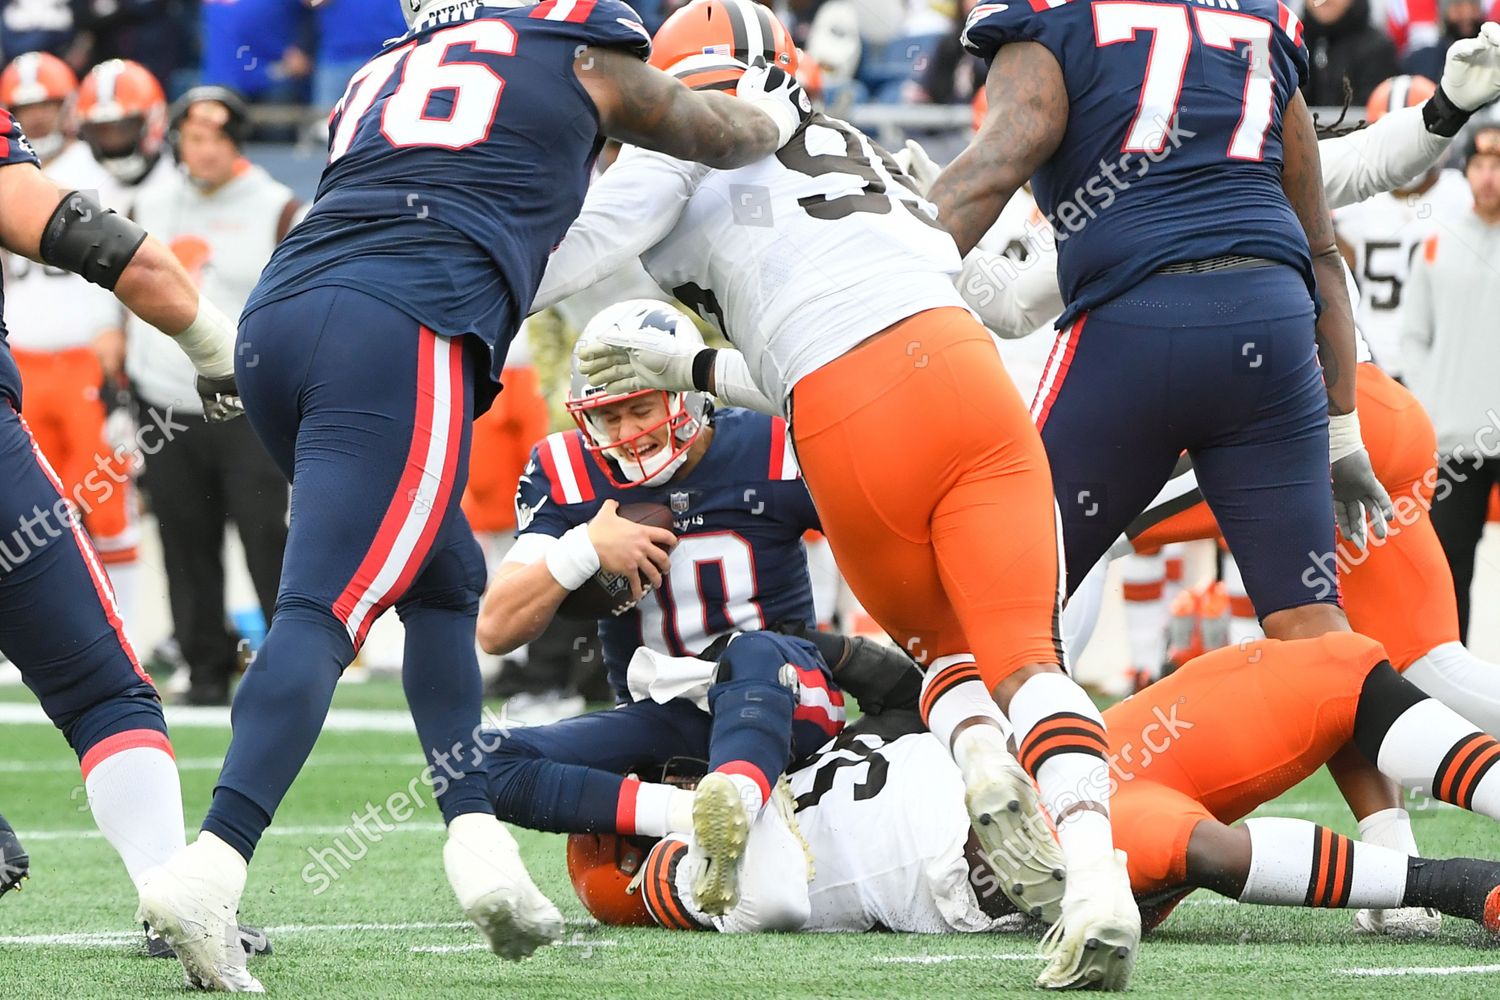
691, 348, 718, 393
1423, 85, 1473, 138
173, 298, 237, 379
1328, 410, 1364, 464
545, 524, 601, 590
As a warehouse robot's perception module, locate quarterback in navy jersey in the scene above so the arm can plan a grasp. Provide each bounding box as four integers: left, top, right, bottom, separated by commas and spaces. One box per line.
140, 0, 815, 981
476, 301, 907, 922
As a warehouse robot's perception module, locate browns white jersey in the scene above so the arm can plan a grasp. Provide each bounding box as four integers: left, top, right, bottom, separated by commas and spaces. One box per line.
1333, 170, 1470, 377
533, 113, 967, 416
791, 730, 1024, 934
4, 141, 122, 352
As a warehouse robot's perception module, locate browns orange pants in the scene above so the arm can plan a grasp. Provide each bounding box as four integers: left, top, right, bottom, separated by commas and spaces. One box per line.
790, 307, 1063, 685
14, 347, 137, 563
1131, 364, 1456, 669
1103, 632, 1389, 894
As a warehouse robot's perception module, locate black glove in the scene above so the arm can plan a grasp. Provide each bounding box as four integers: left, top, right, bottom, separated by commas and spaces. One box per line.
196, 373, 245, 423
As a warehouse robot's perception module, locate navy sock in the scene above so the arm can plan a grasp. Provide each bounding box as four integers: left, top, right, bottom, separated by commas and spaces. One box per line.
203, 610, 346, 861
399, 605, 491, 823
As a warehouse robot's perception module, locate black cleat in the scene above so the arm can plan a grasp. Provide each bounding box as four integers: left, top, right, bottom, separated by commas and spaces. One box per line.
0, 819, 28, 898
145, 921, 273, 959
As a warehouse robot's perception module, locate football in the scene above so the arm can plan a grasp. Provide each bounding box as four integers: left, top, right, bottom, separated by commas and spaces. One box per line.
556, 502, 676, 619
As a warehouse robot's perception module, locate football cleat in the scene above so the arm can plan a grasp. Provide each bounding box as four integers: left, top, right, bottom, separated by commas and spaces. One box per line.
0, 818, 28, 898
959, 726, 1067, 924
1037, 849, 1140, 992
136, 833, 262, 992
769, 775, 814, 884
443, 813, 564, 961
690, 772, 753, 915
1353, 905, 1442, 938
146, 921, 273, 960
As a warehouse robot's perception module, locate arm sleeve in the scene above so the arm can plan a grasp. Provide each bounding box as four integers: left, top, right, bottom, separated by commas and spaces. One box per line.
530, 146, 703, 313
712, 349, 780, 415
1399, 239, 1437, 383
1318, 106, 1450, 211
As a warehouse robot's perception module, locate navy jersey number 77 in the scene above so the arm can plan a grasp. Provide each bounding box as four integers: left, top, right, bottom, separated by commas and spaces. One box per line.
962, 0, 1314, 327
243, 0, 652, 406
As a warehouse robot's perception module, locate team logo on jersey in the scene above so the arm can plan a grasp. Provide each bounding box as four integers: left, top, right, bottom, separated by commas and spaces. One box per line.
670, 490, 691, 515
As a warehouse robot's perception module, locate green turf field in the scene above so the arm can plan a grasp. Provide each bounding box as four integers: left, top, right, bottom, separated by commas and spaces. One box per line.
3, 678, 1500, 999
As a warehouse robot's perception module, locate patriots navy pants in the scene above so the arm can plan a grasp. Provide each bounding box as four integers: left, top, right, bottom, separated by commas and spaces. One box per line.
204, 286, 491, 860
0, 398, 169, 772
1035, 264, 1338, 619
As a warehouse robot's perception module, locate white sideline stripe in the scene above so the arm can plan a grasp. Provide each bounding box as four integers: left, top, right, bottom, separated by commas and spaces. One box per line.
0, 921, 471, 948
0, 753, 425, 774
0, 702, 418, 732
1337, 965, 1500, 978
412, 939, 616, 954
877, 955, 1039, 965
21, 822, 444, 842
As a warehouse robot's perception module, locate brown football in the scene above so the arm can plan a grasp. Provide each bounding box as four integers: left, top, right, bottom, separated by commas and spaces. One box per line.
556, 502, 675, 620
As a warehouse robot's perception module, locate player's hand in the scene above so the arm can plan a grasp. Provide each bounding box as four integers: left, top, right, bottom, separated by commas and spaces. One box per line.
1441, 22, 1500, 110
891, 139, 941, 197
587, 499, 676, 598
578, 329, 701, 394
735, 61, 813, 149
1331, 449, 1394, 550
196, 373, 245, 423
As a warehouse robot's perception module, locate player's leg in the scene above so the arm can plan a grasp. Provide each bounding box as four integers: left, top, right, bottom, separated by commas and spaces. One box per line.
1429, 452, 1492, 641
0, 812, 26, 896
0, 404, 190, 905
694, 631, 837, 914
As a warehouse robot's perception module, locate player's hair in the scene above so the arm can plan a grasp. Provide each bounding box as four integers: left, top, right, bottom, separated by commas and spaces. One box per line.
1313, 79, 1365, 140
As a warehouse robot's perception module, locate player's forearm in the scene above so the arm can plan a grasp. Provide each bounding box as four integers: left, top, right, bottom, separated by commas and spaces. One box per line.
1318, 106, 1448, 211
651, 88, 782, 169
1312, 249, 1358, 416
477, 560, 569, 655
113, 237, 203, 336
929, 147, 1017, 257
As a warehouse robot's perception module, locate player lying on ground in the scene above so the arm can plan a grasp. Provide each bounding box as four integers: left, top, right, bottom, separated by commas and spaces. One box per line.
0, 102, 278, 977
477, 300, 922, 917
534, 1, 1139, 987
135, 0, 819, 988
576, 633, 1500, 943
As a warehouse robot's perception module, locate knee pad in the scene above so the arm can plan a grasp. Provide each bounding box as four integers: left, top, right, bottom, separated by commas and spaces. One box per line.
711, 631, 812, 691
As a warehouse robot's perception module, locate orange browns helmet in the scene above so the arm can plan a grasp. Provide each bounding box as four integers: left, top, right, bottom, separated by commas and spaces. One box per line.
0, 52, 78, 109
650, 0, 798, 92
1365, 74, 1436, 123
565, 832, 656, 927
77, 59, 167, 184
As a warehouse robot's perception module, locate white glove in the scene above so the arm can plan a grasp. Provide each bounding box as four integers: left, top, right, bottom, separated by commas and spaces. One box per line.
1441, 22, 1500, 111
576, 328, 702, 394
1329, 411, 1394, 549
735, 62, 813, 150
891, 139, 941, 197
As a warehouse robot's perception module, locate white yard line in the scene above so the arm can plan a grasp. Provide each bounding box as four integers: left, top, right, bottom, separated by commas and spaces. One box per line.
0, 921, 472, 949
0, 702, 418, 732
0, 753, 426, 774
876, 955, 1040, 965
1337, 964, 1500, 977
21, 822, 445, 842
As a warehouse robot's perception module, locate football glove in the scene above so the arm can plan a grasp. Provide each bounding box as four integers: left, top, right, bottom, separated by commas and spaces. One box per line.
577, 328, 703, 395
1330, 412, 1393, 549
1427, 22, 1500, 135
735, 61, 813, 150
891, 139, 941, 197
196, 373, 245, 423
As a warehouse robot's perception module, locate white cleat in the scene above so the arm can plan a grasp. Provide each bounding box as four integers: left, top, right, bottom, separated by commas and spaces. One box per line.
959, 728, 1067, 924
1353, 905, 1442, 938
443, 813, 564, 961
135, 833, 263, 993
768, 776, 814, 884
1037, 849, 1140, 992
690, 772, 753, 915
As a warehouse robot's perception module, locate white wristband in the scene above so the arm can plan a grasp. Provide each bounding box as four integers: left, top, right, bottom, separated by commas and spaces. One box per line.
1329, 410, 1364, 464
545, 524, 601, 591
173, 297, 237, 379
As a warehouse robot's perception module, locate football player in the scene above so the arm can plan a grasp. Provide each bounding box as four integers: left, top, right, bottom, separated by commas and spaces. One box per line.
477, 300, 893, 917
602, 635, 1500, 946
134, 0, 816, 987
535, 0, 1140, 986
0, 99, 258, 977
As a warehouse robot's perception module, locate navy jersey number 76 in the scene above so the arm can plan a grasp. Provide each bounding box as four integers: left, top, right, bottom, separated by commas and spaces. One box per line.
962, 0, 1314, 327
242, 1, 652, 405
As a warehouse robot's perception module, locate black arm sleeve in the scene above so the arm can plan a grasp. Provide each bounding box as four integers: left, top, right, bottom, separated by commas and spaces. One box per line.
39, 190, 148, 291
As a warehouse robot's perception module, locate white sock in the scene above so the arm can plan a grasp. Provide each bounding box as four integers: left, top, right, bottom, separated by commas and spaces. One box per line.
619, 779, 695, 837
83, 737, 185, 888
723, 772, 766, 817
1241, 817, 1408, 909
1373, 697, 1500, 817
102, 560, 142, 655
1358, 807, 1419, 857
1405, 642, 1500, 738
1007, 671, 1114, 865
1121, 552, 1168, 679
921, 653, 1012, 753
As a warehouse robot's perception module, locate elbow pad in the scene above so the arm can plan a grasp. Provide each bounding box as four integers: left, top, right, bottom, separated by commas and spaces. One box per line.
39, 190, 147, 291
